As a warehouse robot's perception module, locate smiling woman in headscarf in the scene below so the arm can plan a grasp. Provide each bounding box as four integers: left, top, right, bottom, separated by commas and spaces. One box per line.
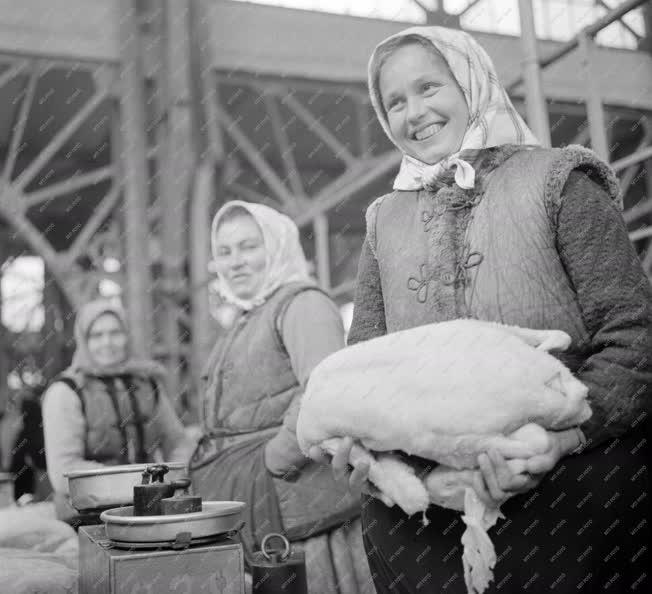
312, 25, 651, 594
42, 299, 195, 521
190, 200, 374, 594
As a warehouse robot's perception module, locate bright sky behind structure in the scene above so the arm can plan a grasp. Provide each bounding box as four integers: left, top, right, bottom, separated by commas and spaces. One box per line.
1, 257, 44, 332
233, 0, 643, 48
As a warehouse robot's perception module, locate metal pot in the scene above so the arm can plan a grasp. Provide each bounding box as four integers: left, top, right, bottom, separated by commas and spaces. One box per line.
100, 500, 246, 543
65, 462, 187, 511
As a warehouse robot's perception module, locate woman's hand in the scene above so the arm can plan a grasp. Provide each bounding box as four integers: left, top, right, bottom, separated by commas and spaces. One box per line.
476, 449, 543, 506
476, 428, 583, 506
308, 436, 380, 498
524, 427, 584, 473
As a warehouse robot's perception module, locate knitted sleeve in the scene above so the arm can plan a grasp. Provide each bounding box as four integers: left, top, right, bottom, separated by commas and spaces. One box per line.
264, 290, 345, 476
42, 382, 107, 494
556, 170, 652, 448
347, 236, 387, 346
152, 387, 196, 466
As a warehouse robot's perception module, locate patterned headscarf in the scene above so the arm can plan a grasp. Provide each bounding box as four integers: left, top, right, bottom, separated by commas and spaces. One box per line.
368, 26, 539, 190
61, 299, 166, 381
210, 200, 314, 311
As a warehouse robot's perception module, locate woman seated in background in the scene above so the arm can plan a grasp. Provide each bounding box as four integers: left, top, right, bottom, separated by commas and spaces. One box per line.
190, 200, 374, 594
42, 299, 196, 522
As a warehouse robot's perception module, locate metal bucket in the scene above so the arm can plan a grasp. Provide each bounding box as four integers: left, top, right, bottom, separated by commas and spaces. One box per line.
65, 462, 187, 511
250, 533, 308, 594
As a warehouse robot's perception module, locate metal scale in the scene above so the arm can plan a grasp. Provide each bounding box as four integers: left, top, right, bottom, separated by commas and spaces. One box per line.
74, 464, 246, 594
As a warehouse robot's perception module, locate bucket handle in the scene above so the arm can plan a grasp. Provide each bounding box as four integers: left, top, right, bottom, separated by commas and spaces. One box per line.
260, 533, 291, 562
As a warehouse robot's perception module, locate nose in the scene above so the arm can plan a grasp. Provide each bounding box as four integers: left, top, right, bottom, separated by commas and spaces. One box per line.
99, 334, 112, 348
229, 249, 246, 270
406, 95, 427, 126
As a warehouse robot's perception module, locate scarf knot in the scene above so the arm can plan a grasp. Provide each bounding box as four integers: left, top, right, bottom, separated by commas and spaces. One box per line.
422, 156, 476, 191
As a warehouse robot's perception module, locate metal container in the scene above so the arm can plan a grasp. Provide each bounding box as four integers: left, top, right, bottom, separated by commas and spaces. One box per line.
250, 533, 308, 594
65, 463, 187, 511
79, 524, 245, 594
100, 500, 246, 543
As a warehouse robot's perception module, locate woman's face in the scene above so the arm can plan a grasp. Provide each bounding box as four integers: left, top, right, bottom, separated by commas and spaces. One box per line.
213, 214, 267, 300
87, 313, 128, 369
379, 43, 469, 165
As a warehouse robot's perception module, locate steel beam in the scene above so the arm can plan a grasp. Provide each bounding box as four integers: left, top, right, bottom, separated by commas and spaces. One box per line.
578, 31, 609, 161
2, 68, 38, 184
518, 0, 551, 147
63, 182, 121, 267
117, 0, 154, 357
228, 181, 288, 212
22, 165, 114, 208
155, 0, 196, 404
457, 0, 484, 17
216, 105, 301, 213
0, 59, 29, 90
612, 145, 652, 172
263, 93, 306, 200
313, 214, 331, 290
295, 150, 401, 227
14, 90, 109, 192
629, 225, 652, 242
188, 0, 219, 409
278, 92, 357, 167
507, 0, 648, 92
596, 0, 642, 41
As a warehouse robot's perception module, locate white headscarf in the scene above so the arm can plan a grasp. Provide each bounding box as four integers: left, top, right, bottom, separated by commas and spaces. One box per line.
210, 200, 314, 311
368, 26, 539, 191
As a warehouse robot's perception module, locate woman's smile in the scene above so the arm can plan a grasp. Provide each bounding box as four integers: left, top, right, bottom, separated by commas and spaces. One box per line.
379, 43, 469, 165
230, 272, 251, 283
213, 214, 267, 300
411, 121, 446, 141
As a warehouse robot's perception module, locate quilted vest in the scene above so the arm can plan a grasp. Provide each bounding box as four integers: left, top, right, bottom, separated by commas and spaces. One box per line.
367, 145, 620, 360
201, 282, 321, 433
55, 373, 159, 464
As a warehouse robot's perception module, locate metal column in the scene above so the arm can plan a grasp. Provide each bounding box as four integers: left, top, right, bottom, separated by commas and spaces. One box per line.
518, 0, 551, 146
188, 0, 221, 405
578, 31, 610, 161
117, 0, 154, 357
313, 214, 331, 290
157, 0, 195, 404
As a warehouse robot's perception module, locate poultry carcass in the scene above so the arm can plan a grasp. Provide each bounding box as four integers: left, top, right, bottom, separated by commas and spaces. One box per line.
297, 319, 591, 594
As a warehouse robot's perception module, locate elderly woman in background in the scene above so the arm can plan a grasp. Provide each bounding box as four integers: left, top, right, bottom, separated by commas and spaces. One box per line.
190, 200, 374, 594
42, 299, 195, 522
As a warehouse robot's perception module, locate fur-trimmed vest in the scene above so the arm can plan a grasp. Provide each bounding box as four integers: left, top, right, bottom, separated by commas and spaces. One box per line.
366, 145, 620, 348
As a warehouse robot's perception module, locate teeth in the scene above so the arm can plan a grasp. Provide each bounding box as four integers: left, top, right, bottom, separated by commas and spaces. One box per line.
414, 123, 444, 140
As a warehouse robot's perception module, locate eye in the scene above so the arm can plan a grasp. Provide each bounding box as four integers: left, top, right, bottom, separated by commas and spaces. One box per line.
386, 97, 404, 113
216, 247, 230, 257
422, 82, 440, 94
242, 240, 262, 250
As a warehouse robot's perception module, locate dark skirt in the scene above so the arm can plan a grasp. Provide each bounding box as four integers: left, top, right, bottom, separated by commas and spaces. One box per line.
362, 425, 650, 593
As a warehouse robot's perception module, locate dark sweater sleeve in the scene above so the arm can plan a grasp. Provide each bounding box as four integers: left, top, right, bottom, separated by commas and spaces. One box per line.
347, 236, 387, 346
556, 170, 652, 448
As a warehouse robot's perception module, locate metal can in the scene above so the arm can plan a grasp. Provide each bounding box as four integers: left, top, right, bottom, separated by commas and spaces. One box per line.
250, 533, 308, 594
